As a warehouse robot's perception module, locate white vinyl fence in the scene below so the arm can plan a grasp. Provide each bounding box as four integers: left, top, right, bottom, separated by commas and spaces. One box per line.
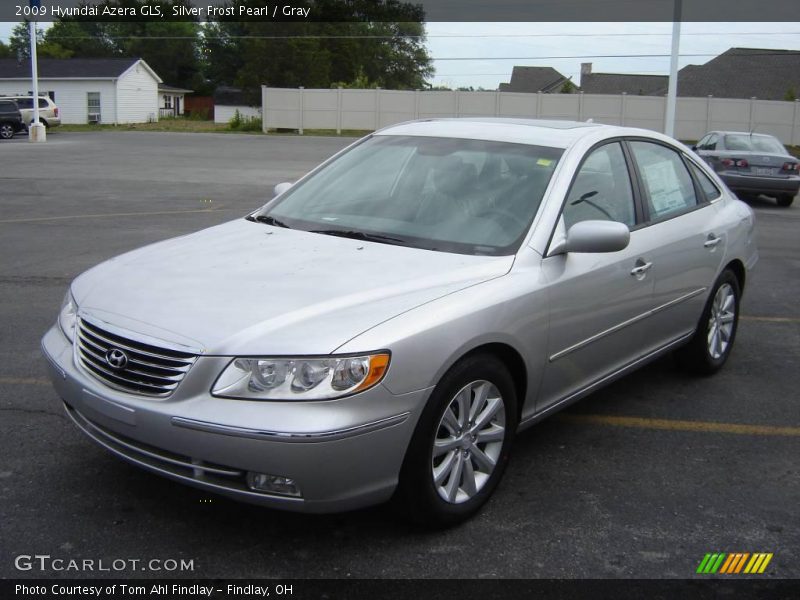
261, 86, 800, 145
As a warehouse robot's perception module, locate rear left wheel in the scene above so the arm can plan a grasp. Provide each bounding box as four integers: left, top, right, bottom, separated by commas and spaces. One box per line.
395, 354, 518, 527
776, 194, 795, 207
676, 269, 740, 375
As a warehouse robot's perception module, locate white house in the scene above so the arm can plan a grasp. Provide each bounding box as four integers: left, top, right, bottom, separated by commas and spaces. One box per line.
158, 83, 193, 119
0, 58, 163, 124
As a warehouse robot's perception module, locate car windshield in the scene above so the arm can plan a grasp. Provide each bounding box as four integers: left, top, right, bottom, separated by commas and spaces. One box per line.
723, 134, 785, 154
255, 135, 563, 256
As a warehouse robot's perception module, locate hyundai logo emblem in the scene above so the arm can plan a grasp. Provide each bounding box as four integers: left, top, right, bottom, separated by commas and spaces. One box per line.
105, 348, 129, 370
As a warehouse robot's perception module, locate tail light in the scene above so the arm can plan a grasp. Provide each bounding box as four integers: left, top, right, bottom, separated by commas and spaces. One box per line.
721, 158, 748, 168
54, 107, 59, 117
783, 161, 798, 172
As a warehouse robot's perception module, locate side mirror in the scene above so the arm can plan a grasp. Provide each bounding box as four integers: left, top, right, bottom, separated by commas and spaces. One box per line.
552, 220, 630, 255
273, 182, 293, 197
691, 145, 698, 151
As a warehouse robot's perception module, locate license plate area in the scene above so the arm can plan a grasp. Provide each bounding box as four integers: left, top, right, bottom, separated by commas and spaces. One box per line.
753, 167, 777, 176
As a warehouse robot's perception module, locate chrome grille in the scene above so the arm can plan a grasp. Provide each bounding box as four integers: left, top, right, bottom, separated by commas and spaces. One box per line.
76, 318, 197, 397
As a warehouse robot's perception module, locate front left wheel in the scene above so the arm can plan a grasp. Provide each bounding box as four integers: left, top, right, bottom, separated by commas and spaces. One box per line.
395, 353, 518, 527
0, 123, 15, 140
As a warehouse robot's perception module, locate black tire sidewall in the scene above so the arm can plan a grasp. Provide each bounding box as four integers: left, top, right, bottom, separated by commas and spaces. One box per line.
397, 353, 518, 526
0, 124, 13, 139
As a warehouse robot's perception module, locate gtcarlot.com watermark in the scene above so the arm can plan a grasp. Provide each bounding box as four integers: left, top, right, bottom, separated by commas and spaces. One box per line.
14, 554, 195, 573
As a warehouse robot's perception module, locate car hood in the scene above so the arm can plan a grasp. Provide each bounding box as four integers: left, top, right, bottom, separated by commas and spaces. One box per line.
72, 219, 514, 355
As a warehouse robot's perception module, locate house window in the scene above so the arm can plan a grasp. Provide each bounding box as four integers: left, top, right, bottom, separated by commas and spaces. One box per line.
163, 95, 172, 109
29, 90, 55, 101
87, 92, 101, 123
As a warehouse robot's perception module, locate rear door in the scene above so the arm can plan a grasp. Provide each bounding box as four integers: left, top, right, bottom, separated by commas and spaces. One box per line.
625, 140, 725, 352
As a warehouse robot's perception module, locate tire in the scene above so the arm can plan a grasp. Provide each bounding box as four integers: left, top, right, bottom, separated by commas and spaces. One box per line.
395, 353, 518, 527
776, 194, 795, 207
675, 269, 740, 375
0, 122, 14, 140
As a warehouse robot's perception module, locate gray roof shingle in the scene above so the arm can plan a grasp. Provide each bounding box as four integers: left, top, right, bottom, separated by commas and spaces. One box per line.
499, 66, 569, 93
0, 58, 140, 79
580, 73, 667, 95
665, 48, 800, 100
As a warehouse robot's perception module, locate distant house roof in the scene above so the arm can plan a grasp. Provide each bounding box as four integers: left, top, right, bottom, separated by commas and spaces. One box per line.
0, 58, 161, 82
158, 83, 193, 95
662, 48, 800, 100
214, 86, 250, 106
580, 73, 667, 95
499, 66, 569, 93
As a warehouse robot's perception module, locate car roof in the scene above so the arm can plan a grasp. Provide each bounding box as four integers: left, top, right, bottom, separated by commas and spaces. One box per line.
375, 118, 644, 149
713, 131, 777, 138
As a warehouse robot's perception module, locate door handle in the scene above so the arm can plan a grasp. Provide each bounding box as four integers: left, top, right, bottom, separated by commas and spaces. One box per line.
630, 261, 653, 277
704, 235, 722, 249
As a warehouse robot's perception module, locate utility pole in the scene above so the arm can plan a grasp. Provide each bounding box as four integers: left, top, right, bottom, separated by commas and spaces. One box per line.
664, 0, 682, 138
28, 0, 46, 143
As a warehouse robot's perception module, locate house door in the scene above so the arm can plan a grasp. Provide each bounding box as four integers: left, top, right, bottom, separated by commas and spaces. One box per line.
175, 97, 181, 115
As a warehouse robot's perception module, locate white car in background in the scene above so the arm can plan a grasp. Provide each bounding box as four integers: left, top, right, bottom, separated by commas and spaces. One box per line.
2, 95, 61, 129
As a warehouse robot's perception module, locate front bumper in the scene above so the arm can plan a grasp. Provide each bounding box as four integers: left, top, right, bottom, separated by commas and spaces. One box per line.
720, 172, 800, 196
42, 325, 428, 513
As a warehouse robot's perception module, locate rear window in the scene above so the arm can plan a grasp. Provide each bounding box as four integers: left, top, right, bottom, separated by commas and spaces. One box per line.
724, 134, 785, 154
688, 161, 721, 201
0, 100, 18, 110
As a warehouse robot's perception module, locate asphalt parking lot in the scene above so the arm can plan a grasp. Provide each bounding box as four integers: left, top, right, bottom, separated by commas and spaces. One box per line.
1, 131, 798, 580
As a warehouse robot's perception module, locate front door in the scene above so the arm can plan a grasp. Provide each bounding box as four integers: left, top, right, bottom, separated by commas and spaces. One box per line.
538, 141, 656, 412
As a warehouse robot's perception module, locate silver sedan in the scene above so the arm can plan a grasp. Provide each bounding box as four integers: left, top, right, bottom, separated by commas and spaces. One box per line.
42, 119, 758, 525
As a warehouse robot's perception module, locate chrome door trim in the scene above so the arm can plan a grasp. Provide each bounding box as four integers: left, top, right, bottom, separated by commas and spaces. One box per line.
171, 412, 411, 443
549, 287, 707, 362
524, 331, 695, 430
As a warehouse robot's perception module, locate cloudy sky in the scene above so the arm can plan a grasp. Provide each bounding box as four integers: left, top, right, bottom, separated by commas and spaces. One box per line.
2, 20, 798, 89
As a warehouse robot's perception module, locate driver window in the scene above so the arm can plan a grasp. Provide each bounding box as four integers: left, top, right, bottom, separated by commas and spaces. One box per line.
563, 142, 635, 230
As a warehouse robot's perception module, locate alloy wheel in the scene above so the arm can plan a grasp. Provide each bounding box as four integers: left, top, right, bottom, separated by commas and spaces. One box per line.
431, 380, 506, 504
707, 282, 736, 360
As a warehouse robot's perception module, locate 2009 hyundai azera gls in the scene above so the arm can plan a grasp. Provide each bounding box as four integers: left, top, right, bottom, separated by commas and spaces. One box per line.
43, 119, 757, 525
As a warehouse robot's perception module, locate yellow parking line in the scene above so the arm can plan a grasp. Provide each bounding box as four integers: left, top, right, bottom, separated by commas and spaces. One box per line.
740, 316, 800, 323
0, 207, 237, 224
556, 414, 800, 437
0, 377, 51, 386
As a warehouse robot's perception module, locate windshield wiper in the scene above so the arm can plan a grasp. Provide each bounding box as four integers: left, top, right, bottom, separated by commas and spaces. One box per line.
309, 229, 407, 246
248, 214, 291, 228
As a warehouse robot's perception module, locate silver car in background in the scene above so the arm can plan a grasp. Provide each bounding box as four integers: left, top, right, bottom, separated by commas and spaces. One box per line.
42, 119, 757, 525
693, 131, 799, 207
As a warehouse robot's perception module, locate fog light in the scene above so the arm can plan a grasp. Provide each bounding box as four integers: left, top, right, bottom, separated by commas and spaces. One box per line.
246, 472, 302, 497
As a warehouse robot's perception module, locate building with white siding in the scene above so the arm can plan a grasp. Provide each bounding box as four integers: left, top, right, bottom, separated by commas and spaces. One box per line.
0, 58, 165, 125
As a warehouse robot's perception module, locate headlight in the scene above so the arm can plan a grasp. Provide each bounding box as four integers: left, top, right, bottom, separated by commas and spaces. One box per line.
211, 353, 390, 400
58, 290, 78, 341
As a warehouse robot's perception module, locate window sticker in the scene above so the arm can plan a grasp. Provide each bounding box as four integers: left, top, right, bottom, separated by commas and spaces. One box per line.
641, 161, 685, 216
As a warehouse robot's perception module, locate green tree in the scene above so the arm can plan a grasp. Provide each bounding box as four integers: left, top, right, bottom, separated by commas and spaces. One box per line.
43, 20, 117, 58
8, 21, 44, 59
204, 0, 433, 98
560, 79, 577, 94
0, 40, 12, 59
785, 86, 797, 101
39, 1, 204, 90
